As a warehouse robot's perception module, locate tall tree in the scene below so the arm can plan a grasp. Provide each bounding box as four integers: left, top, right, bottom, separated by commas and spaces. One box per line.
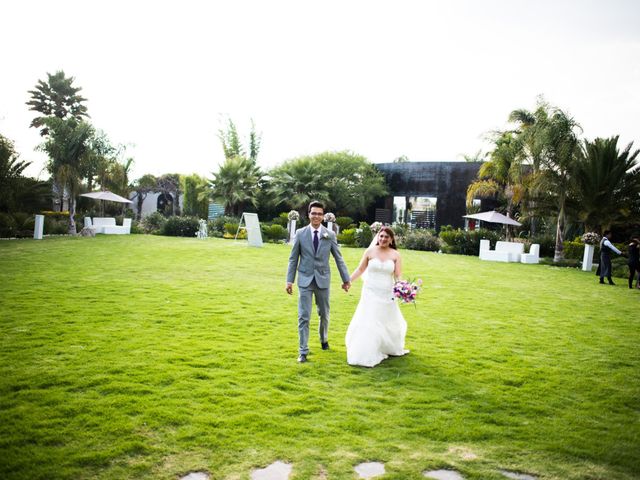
218, 118, 261, 162
507, 98, 550, 235
83, 129, 119, 191
572, 136, 640, 232
39, 117, 93, 233
130, 174, 158, 220
0, 134, 32, 212
531, 107, 582, 262
268, 157, 330, 218
210, 156, 262, 216
27, 70, 89, 136
315, 151, 387, 216
268, 151, 387, 217
466, 131, 525, 218
182, 174, 210, 218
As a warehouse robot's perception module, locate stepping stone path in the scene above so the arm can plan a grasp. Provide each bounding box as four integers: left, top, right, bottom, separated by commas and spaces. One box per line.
180, 461, 538, 479
423, 469, 465, 480
180, 473, 210, 480
251, 461, 293, 480
500, 470, 538, 480
354, 462, 385, 478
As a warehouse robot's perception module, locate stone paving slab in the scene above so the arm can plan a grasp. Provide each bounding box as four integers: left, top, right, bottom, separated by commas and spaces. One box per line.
500, 470, 538, 480
180, 473, 210, 480
423, 469, 465, 480
354, 461, 385, 478
251, 461, 293, 480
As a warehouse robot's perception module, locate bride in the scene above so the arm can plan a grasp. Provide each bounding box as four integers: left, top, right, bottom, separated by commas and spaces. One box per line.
345, 226, 409, 367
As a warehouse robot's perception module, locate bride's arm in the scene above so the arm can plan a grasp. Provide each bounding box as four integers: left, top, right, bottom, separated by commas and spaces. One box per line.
350, 249, 370, 282
393, 252, 402, 280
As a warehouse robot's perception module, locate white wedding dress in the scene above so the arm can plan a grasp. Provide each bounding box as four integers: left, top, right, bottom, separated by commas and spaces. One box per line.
345, 258, 409, 367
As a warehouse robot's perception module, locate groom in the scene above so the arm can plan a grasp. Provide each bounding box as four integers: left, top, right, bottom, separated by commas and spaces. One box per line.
286, 201, 351, 363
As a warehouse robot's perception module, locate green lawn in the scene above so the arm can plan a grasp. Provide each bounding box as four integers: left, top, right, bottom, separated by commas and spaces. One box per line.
0, 235, 638, 480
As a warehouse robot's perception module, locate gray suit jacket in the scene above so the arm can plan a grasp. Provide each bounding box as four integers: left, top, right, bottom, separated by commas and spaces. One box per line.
287, 225, 350, 289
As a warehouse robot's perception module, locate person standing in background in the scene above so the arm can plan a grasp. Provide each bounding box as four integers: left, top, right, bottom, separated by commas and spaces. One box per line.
599, 230, 623, 285
627, 237, 640, 289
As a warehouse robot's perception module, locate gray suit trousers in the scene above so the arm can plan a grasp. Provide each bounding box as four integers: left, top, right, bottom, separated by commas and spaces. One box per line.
298, 278, 330, 355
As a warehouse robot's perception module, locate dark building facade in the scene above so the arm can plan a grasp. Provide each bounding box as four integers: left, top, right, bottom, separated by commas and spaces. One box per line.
372, 161, 482, 231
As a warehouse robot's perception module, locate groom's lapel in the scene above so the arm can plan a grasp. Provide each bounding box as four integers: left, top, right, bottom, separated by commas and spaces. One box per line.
306, 226, 314, 254
317, 226, 328, 257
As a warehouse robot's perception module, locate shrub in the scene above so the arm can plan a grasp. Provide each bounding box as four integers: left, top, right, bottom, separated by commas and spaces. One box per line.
336, 217, 354, 231
562, 241, 585, 260
129, 221, 143, 234
141, 212, 167, 234
162, 216, 200, 237
401, 229, 441, 251
41, 211, 70, 221
391, 223, 410, 237
224, 222, 239, 235
354, 222, 373, 248
337, 228, 356, 246
223, 230, 246, 239
272, 213, 289, 227
539, 257, 581, 268
0, 212, 17, 238
11, 213, 36, 238
611, 257, 629, 278
45, 218, 69, 235
439, 228, 502, 255
262, 224, 287, 241
209, 215, 239, 234
530, 234, 555, 258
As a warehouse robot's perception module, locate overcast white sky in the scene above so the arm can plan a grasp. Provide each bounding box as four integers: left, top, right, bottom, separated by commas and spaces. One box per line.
2, 0, 639, 181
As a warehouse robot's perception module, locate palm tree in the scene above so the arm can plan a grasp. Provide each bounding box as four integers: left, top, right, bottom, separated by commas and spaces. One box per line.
0, 134, 32, 212
210, 156, 262, 216
268, 157, 330, 218
531, 108, 582, 262
572, 136, 640, 232
508, 102, 548, 234
39, 117, 93, 233
27, 70, 89, 136
466, 131, 525, 218
102, 157, 135, 215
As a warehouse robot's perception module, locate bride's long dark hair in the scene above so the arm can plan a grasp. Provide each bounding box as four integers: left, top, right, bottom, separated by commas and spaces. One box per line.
376, 226, 397, 250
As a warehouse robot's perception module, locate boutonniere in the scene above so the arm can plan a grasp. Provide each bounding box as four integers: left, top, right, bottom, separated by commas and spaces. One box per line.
322, 232, 329, 239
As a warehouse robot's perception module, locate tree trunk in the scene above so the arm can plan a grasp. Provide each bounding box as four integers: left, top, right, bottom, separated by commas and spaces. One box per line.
68, 196, 77, 235
136, 194, 144, 220
553, 205, 565, 263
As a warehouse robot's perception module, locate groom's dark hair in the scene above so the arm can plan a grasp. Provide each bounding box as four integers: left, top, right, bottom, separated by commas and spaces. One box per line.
308, 201, 324, 213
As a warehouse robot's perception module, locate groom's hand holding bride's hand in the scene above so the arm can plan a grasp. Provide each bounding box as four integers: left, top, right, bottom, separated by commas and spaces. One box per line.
342, 281, 351, 292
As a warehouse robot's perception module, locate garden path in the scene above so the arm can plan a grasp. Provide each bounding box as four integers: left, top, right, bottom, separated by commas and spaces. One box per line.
178, 461, 539, 479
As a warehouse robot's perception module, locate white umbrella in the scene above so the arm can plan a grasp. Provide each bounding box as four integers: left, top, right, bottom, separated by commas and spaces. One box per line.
463, 210, 522, 226
80, 191, 132, 203
81, 190, 132, 217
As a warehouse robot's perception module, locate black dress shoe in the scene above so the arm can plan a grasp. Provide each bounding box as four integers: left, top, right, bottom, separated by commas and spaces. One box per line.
321, 342, 329, 350
608, 280, 616, 285
297, 354, 307, 363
